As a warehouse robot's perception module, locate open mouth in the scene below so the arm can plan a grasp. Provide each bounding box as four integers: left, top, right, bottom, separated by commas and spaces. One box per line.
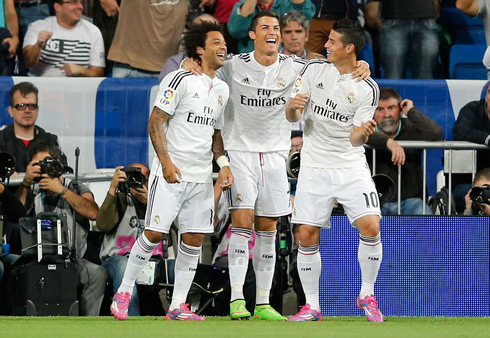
217, 53, 225, 61
266, 38, 277, 47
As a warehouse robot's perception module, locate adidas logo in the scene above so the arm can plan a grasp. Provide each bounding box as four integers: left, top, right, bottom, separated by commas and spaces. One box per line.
193, 92, 200, 99
241, 78, 250, 84
315, 83, 324, 89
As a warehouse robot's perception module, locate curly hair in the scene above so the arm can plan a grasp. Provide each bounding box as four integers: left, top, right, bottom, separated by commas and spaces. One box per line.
183, 22, 223, 63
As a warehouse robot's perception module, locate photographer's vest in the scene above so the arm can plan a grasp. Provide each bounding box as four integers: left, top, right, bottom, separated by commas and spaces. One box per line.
99, 196, 163, 261
32, 178, 89, 258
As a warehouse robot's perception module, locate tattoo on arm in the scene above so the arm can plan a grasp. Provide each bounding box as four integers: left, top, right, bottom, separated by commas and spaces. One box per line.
212, 130, 225, 160
148, 106, 171, 171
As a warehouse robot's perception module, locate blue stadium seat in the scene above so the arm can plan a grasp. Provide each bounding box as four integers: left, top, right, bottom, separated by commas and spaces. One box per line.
449, 44, 487, 79
357, 43, 375, 77
438, 7, 486, 45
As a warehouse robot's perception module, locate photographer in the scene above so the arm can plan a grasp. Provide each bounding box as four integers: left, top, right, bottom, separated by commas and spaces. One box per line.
464, 168, 490, 216
16, 140, 106, 316
97, 164, 163, 316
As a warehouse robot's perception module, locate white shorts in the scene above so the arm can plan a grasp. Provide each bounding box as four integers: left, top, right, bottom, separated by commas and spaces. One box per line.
145, 174, 214, 234
227, 150, 292, 217
291, 165, 381, 227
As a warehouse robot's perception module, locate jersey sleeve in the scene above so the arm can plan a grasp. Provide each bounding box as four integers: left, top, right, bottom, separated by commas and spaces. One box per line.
353, 78, 380, 127
217, 56, 233, 82
153, 71, 191, 116
290, 62, 312, 98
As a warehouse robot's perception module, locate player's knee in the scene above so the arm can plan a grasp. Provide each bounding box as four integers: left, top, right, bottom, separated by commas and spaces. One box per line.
144, 230, 165, 243
231, 209, 254, 228
298, 225, 320, 245
181, 233, 205, 247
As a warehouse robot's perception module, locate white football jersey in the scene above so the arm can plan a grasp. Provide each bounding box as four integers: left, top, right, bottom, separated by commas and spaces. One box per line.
152, 69, 229, 183
217, 52, 306, 155
291, 60, 379, 169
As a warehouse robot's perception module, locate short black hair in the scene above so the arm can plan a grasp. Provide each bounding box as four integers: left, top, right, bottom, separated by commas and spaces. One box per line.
291, 130, 303, 139
28, 140, 62, 162
379, 87, 402, 104
183, 22, 223, 62
10, 82, 38, 107
474, 168, 490, 186
332, 19, 365, 55
250, 10, 280, 32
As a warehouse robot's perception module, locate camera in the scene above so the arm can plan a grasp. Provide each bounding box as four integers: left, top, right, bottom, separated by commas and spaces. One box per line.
0, 152, 16, 179
34, 157, 64, 182
470, 184, 490, 206
287, 151, 301, 178
118, 167, 146, 193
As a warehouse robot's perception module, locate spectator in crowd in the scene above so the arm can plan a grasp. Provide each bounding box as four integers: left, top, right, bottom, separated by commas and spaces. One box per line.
1, 0, 19, 75
108, 0, 188, 78
228, 0, 315, 53
14, 0, 50, 76
306, 0, 357, 54
452, 82, 490, 212
16, 140, 106, 316
464, 168, 490, 215
364, 0, 440, 79
158, 13, 219, 83
366, 87, 443, 215
456, 0, 490, 46
212, 0, 241, 54
97, 164, 164, 317
93, 0, 120, 76
0, 82, 67, 173
279, 11, 324, 60
22, 0, 105, 77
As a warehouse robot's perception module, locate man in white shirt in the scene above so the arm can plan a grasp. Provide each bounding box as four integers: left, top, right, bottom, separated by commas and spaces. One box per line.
110, 22, 233, 322
286, 19, 383, 322
22, 0, 105, 77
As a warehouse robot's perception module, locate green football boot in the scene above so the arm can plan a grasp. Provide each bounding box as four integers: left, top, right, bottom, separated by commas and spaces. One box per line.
253, 305, 287, 321
230, 300, 251, 320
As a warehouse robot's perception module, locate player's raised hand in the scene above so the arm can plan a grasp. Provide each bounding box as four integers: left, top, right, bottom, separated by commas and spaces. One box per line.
290, 93, 309, 111
352, 61, 371, 81
360, 119, 377, 136
162, 160, 182, 184
386, 138, 405, 166
218, 166, 234, 191
182, 58, 203, 75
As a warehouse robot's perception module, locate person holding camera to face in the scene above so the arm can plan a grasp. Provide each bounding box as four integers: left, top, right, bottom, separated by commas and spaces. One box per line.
96, 163, 164, 317
16, 140, 107, 316
464, 168, 490, 216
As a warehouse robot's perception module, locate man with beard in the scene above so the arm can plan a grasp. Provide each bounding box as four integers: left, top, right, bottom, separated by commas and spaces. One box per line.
366, 87, 443, 215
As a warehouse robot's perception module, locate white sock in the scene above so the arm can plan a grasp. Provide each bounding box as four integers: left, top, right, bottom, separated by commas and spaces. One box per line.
228, 227, 252, 302
118, 232, 158, 295
297, 242, 321, 311
169, 242, 201, 310
358, 233, 382, 299
253, 230, 276, 305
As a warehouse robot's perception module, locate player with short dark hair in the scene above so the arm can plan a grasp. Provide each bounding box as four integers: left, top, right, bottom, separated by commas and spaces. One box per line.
286, 19, 383, 322
110, 21, 232, 321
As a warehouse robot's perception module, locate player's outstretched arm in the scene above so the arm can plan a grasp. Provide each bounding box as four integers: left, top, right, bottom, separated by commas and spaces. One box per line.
148, 106, 182, 183
350, 119, 377, 147
212, 129, 233, 191
286, 93, 309, 122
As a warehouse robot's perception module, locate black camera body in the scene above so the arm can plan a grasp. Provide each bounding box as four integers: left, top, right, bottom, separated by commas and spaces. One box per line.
0, 151, 16, 179
34, 157, 64, 182
119, 167, 146, 193
470, 184, 490, 206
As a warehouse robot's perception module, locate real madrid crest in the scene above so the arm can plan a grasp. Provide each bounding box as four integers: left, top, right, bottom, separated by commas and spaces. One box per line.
218, 95, 223, 107
277, 78, 286, 88
153, 215, 160, 225
345, 92, 355, 104
236, 194, 243, 203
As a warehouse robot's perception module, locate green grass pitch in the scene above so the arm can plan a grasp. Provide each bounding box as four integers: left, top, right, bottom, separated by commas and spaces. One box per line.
2, 316, 490, 338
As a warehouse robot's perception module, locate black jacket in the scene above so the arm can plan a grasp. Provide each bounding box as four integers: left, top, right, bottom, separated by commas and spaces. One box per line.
366, 108, 443, 202
0, 124, 68, 172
